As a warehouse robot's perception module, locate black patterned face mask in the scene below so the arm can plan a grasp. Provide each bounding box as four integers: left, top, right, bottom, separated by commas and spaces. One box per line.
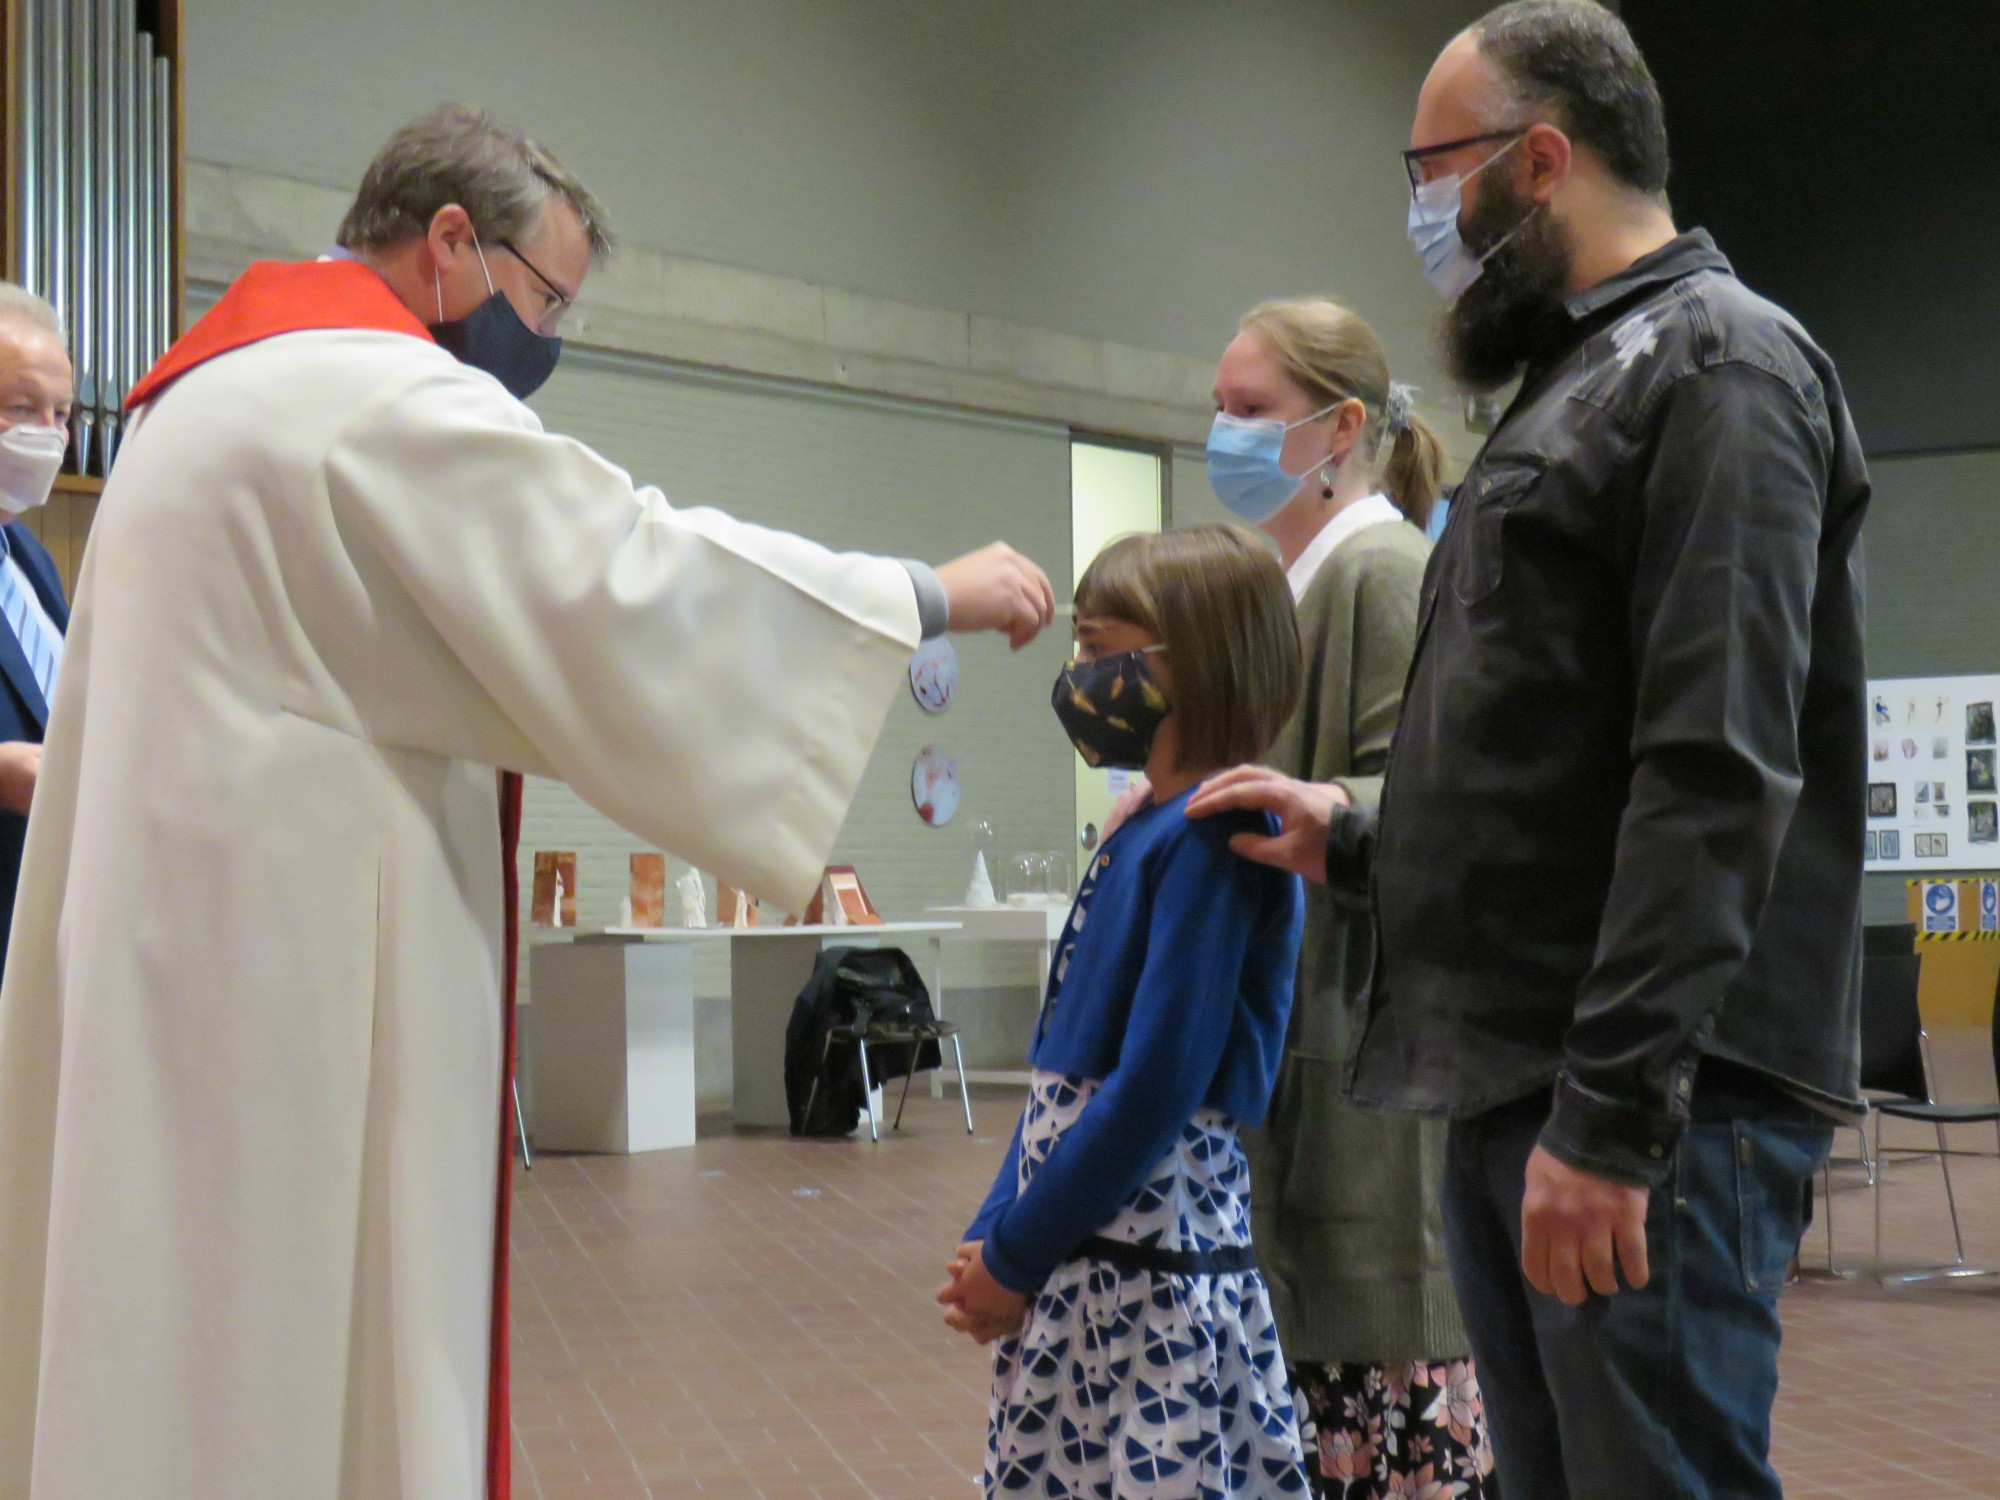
1051, 647, 1171, 771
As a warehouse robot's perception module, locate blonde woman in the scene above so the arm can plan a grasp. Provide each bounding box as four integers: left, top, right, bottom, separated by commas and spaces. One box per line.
1205, 299, 1494, 1498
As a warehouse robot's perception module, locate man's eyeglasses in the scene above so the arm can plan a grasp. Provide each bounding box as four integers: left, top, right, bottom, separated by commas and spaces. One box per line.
497, 239, 574, 334
1402, 129, 1524, 191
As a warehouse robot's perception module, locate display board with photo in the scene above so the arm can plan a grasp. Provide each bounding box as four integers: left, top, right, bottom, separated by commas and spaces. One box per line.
1866, 674, 2000, 873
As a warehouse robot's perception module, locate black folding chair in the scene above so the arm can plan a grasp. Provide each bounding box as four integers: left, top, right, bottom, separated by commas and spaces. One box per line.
1825, 948, 2000, 1282
803, 1016, 974, 1143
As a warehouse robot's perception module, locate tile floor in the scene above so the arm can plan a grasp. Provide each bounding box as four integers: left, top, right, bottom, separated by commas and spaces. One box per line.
509, 1030, 2000, 1499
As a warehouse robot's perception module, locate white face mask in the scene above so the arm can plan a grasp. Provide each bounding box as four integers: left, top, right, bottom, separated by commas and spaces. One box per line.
0, 424, 67, 515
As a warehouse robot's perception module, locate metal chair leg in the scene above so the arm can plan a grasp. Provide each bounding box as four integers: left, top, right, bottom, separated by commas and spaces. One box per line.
1872, 1109, 1886, 1280
1937, 1123, 1968, 1266
893, 1044, 919, 1131
1822, 1159, 1834, 1272
952, 1033, 974, 1134
1857, 1118, 1875, 1185
855, 1037, 880, 1143
803, 1030, 837, 1131
513, 1079, 532, 1171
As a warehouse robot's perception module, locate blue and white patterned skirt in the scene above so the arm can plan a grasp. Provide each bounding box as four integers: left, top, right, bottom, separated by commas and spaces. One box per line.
984, 1072, 1309, 1499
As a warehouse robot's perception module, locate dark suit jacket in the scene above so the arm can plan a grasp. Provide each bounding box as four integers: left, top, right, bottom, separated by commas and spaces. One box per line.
0, 520, 69, 978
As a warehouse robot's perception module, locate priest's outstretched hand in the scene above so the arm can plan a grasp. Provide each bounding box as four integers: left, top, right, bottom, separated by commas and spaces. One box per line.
937, 544, 1056, 650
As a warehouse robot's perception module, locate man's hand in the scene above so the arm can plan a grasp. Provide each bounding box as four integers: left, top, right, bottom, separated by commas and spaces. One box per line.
1099, 777, 1153, 844
937, 1240, 1028, 1344
1520, 1144, 1651, 1306
1184, 766, 1349, 883
0, 742, 42, 814
936, 544, 1056, 650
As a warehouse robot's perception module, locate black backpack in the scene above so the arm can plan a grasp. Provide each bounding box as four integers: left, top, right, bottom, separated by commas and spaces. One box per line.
783, 946, 943, 1136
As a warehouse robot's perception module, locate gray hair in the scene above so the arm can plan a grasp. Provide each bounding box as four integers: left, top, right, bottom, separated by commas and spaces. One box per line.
0, 281, 66, 342
336, 103, 614, 262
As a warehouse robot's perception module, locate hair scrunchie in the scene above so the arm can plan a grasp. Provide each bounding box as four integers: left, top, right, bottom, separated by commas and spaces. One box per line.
1385, 381, 1417, 436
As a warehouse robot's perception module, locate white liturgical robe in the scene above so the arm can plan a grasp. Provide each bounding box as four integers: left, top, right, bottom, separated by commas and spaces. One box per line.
0, 269, 921, 1499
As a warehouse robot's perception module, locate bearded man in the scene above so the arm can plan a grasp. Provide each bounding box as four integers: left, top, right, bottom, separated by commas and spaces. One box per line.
1192, 4, 1870, 1496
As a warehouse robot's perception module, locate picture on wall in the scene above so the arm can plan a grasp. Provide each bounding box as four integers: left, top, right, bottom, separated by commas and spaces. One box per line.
1866, 674, 2000, 872
910, 743, 961, 827
1865, 830, 1879, 861
1971, 802, 1998, 846
1969, 701, 1996, 746
908, 637, 959, 715
1970, 749, 1997, 793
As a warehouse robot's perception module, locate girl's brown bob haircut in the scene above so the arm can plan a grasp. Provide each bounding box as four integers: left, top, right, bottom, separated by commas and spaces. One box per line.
1074, 525, 1303, 772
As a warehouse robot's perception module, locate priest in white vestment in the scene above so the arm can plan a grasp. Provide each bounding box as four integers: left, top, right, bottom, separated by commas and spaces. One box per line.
0, 104, 1053, 1500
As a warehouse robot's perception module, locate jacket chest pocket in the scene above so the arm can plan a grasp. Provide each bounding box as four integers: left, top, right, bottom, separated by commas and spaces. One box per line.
1448, 460, 1543, 607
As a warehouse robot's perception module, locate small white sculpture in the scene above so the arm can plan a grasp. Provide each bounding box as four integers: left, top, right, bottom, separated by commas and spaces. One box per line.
966, 850, 997, 908
677, 869, 709, 929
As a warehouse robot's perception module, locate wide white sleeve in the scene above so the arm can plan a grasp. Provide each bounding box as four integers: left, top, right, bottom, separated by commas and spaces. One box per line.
322, 364, 921, 912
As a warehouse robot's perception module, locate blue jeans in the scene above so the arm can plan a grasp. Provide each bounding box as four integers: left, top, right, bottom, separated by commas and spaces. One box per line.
1442, 1088, 1831, 1499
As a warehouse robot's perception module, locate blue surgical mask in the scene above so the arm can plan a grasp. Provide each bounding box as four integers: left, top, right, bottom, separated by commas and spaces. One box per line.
1205, 401, 1339, 523
428, 234, 562, 400
1405, 135, 1532, 301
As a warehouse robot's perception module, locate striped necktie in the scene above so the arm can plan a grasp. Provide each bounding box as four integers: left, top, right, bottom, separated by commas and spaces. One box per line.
0, 534, 58, 709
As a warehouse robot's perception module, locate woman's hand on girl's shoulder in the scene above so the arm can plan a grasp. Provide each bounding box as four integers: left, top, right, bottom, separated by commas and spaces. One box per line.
937, 1240, 1028, 1344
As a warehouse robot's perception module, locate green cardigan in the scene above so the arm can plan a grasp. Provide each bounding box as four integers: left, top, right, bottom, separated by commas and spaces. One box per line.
1246, 518, 1470, 1367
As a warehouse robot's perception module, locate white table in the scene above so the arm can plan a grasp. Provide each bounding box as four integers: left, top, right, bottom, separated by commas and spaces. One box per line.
530, 921, 961, 1148
923, 901, 1071, 1086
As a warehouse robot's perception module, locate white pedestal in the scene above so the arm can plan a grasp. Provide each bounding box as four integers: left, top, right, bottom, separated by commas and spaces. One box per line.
529, 939, 697, 1153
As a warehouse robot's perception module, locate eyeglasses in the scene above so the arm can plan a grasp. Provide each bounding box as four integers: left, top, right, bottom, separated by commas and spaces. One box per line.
1402, 129, 1525, 191
497, 239, 575, 334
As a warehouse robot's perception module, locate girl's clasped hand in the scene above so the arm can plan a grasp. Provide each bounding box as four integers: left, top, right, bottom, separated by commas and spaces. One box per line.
936, 1238, 1026, 1345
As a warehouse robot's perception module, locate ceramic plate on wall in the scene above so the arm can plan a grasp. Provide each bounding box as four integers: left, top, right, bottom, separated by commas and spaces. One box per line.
912, 744, 961, 826
909, 638, 959, 715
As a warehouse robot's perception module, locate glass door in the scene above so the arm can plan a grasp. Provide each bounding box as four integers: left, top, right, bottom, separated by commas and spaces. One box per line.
1070, 439, 1163, 860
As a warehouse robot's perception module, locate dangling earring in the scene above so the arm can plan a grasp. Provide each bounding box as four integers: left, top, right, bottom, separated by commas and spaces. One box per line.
1319, 459, 1338, 501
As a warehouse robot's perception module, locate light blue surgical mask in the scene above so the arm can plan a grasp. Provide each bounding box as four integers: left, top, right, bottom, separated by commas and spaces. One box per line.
1205, 401, 1339, 523
1406, 134, 1531, 301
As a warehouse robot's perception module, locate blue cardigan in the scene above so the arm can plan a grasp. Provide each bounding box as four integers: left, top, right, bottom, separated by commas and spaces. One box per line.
966, 787, 1304, 1292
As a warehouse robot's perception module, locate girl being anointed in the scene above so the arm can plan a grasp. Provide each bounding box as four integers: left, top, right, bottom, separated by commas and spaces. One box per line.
939, 525, 1311, 1500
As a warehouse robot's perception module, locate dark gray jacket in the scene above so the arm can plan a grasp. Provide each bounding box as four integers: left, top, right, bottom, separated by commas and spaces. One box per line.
1337, 231, 1869, 1187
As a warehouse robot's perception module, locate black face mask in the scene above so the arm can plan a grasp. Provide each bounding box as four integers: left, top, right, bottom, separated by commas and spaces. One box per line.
1052, 648, 1171, 771
428, 244, 562, 400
